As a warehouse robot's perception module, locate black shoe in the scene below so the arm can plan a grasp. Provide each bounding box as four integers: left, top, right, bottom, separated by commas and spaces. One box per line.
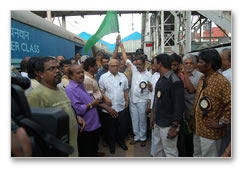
119, 143, 128, 151
96, 152, 105, 157
109, 146, 115, 154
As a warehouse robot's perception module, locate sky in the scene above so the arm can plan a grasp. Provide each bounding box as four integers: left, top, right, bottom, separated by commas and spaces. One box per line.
53, 13, 142, 44
52, 12, 226, 45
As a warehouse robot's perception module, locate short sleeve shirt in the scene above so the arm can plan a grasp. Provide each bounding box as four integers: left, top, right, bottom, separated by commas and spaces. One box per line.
99, 71, 129, 112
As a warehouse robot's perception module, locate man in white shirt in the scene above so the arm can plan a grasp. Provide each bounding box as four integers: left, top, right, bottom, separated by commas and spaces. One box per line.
120, 43, 152, 147
149, 58, 160, 156
221, 48, 231, 84
83, 57, 102, 100
75, 52, 81, 65
20, 56, 30, 78
99, 59, 129, 154
219, 48, 231, 156
25, 57, 41, 96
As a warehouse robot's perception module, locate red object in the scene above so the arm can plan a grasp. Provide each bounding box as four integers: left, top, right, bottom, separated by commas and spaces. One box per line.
146, 43, 152, 47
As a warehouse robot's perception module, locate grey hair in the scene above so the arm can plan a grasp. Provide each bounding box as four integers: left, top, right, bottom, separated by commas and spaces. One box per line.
108, 59, 119, 65
221, 48, 231, 62
183, 54, 197, 64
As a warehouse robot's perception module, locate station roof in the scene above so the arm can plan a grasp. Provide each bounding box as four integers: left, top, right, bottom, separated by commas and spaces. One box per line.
31, 11, 147, 18
78, 31, 142, 52
121, 32, 141, 42
31, 11, 202, 18
78, 32, 114, 52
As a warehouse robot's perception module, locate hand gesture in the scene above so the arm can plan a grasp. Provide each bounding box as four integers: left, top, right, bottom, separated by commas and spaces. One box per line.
116, 34, 121, 45
119, 42, 124, 48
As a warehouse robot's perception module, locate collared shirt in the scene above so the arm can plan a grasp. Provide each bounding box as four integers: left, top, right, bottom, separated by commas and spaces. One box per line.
190, 69, 203, 87
99, 71, 129, 113
126, 59, 152, 103
184, 69, 203, 118
27, 84, 78, 157
149, 72, 160, 109
65, 80, 101, 132
77, 59, 81, 65
25, 79, 40, 96
96, 68, 108, 82
222, 68, 232, 84
83, 71, 102, 99
61, 75, 70, 88
153, 70, 184, 127
20, 72, 29, 78
193, 71, 231, 140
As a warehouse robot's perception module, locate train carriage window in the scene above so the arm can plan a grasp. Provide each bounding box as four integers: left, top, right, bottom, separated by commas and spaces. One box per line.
75, 46, 81, 57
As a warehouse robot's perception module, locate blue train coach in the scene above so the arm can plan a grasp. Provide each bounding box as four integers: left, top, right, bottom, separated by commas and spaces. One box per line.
11, 11, 110, 68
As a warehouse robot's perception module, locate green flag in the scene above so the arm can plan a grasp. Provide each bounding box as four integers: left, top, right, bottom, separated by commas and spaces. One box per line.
84, 11, 119, 54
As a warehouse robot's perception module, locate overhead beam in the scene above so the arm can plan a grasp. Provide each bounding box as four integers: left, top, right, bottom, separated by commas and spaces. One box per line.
32, 11, 148, 18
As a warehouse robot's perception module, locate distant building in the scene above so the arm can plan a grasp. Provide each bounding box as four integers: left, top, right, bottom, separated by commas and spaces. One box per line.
120, 32, 141, 53
193, 26, 229, 43
78, 32, 112, 52
78, 32, 142, 54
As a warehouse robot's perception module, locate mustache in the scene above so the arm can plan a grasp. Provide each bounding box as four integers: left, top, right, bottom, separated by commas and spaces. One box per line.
55, 72, 62, 78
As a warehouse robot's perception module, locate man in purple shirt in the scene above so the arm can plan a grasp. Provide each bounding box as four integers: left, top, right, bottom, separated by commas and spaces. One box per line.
64, 64, 101, 157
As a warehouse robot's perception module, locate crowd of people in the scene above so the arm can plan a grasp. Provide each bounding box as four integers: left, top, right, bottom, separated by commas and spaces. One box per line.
11, 35, 231, 158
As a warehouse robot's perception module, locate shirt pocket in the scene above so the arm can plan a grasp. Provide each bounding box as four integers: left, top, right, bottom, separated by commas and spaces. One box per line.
118, 79, 127, 89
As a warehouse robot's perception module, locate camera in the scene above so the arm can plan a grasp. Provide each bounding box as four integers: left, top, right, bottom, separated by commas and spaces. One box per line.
11, 76, 74, 157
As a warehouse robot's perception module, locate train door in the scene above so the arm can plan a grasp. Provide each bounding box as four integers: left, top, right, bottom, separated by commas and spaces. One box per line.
75, 46, 82, 56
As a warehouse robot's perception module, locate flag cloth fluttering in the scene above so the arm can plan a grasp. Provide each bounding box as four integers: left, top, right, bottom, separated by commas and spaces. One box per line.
83, 11, 120, 54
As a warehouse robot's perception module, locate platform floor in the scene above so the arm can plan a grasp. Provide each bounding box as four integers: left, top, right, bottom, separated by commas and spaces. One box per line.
98, 136, 152, 157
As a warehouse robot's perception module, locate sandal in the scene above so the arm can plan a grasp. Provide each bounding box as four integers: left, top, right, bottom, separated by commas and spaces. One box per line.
130, 139, 139, 145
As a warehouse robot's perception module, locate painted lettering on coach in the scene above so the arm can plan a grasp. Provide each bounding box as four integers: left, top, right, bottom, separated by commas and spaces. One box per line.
11, 27, 40, 55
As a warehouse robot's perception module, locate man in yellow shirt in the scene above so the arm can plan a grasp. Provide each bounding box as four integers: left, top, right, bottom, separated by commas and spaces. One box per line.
27, 57, 85, 157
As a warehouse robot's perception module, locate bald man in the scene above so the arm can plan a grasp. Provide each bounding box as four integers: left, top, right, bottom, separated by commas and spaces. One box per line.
98, 59, 129, 154
56, 55, 65, 63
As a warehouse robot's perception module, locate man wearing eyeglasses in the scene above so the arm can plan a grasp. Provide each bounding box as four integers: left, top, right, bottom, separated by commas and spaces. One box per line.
120, 43, 152, 147
27, 57, 85, 157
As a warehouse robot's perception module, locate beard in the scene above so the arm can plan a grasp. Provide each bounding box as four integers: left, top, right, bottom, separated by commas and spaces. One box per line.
185, 68, 193, 73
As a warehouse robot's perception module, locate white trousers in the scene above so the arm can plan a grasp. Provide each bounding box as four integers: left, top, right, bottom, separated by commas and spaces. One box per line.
153, 124, 179, 157
129, 101, 147, 141
151, 129, 155, 156
193, 134, 222, 157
